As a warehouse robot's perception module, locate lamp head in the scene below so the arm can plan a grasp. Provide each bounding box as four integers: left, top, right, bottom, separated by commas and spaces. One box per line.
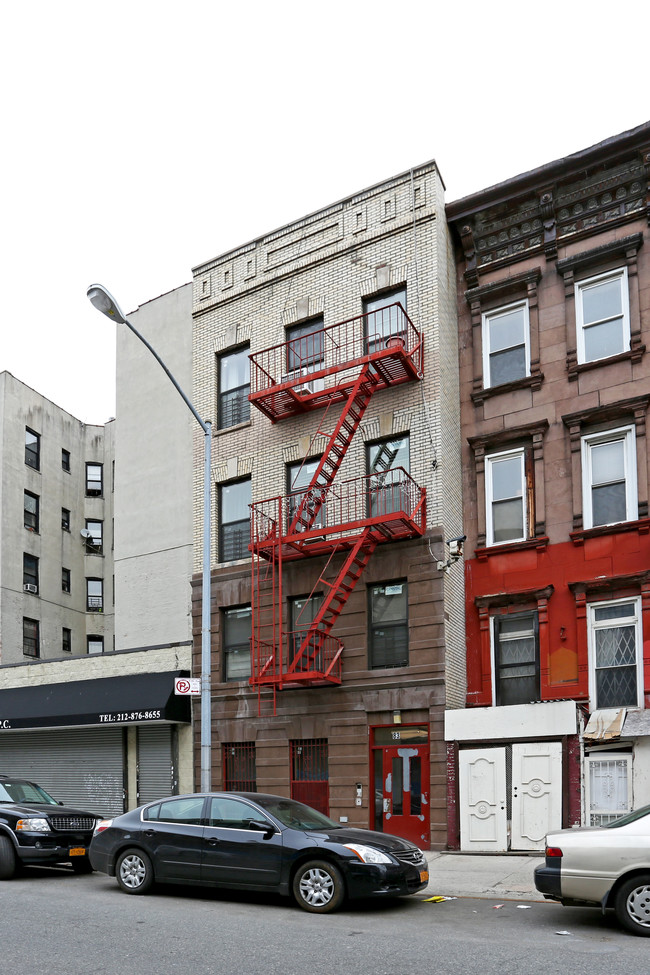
86, 284, 127, 324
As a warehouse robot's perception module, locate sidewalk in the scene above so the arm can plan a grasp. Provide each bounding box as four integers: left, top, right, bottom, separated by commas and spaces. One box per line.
422, 852, 546, 901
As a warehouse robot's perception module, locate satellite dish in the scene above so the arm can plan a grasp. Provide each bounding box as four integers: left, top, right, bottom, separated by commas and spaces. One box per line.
80, 529, 93, 540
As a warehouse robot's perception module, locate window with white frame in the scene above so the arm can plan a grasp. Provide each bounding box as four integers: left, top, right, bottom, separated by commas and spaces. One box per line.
485, 448, 527, 546
576, 268, 630, 365
588, 598, 643, 710
482, 300, 530, 388
581, 425, 637, 529
585, 753, 632, 826
222, 605, 251, 682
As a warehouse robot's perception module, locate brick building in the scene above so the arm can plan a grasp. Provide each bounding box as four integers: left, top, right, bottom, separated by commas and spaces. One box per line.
445, 122, 650, 851
191, 161, 463, 849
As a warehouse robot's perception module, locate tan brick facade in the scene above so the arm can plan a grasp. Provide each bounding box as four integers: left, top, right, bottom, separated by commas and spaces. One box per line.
191, 162, 463, 849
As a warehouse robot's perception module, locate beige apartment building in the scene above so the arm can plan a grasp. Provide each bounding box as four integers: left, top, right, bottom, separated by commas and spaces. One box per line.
0, 371, 192, 814
190, 161, 464, 849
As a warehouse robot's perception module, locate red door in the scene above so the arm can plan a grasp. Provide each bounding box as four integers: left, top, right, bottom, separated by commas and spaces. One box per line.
372, 726, 430, 849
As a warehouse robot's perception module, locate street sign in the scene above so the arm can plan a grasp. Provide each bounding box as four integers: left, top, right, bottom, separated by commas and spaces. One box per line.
174, 677, 201, 696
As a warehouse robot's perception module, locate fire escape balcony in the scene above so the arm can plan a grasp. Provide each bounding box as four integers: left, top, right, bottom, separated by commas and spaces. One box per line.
250, 468, 426, 562
249, 470, 426, 690
249, 303, 423, 423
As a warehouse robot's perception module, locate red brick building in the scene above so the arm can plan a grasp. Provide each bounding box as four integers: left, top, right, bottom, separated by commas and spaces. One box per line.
445, 123, 650, 851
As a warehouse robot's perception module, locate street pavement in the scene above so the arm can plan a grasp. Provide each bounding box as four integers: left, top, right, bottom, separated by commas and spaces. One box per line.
423, 851, 546, 901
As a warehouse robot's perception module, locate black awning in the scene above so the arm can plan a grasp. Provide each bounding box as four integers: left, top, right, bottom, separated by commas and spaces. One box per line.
0, 671, 191, 731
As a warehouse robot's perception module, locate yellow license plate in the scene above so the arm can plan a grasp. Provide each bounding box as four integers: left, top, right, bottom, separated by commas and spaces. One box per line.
69, 847, 86, 857
420, 870, 429, 883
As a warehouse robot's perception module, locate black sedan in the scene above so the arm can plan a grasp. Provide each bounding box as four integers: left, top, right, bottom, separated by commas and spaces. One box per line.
89, 792, 429, 913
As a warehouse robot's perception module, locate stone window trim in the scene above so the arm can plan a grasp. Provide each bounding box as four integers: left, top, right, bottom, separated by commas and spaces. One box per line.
569, 578, 650, 712
474, 585, 553, 706
465, 267, 543, 405
468, 419, 549, 548
557, 233, 645, 381
562, 396, 649, 531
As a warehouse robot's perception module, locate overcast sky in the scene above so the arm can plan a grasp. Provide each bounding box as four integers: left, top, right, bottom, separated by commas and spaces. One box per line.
2, 1, 648, 425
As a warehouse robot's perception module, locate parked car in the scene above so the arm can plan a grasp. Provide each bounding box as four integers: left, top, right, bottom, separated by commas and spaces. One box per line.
0, 774, 99, 879
90, 791, 429, 913
534, 804, 650, 936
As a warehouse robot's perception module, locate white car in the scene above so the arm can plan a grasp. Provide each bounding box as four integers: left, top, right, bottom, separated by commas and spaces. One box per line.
534, 804, 650, 936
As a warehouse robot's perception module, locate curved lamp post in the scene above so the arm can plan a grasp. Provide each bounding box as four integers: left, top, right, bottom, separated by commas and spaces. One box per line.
87, 284, 213, 792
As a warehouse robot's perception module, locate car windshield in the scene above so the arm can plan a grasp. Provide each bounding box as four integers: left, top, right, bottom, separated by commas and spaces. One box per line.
253, 796, 339, 830
0, 780, 58, 804
603, 803, 650, 828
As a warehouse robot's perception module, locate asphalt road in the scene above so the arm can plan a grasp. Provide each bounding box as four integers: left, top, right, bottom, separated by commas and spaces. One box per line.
4, 865, 648, 975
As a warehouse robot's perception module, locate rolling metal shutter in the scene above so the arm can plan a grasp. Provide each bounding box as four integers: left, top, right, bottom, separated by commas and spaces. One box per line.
137, 724, 176, 804
0, 728, 125, 817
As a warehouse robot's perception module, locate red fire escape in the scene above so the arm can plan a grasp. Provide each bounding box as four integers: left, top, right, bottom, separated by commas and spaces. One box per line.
248, 303, 426, 712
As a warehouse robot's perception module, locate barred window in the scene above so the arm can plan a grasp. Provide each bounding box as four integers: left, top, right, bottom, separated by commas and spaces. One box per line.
223, 742, 256, 792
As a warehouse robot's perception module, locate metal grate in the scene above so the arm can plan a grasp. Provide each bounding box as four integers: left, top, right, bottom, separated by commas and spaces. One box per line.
290, 739, 329, 815
49, 816, 97, 831
223, 742, 256, 792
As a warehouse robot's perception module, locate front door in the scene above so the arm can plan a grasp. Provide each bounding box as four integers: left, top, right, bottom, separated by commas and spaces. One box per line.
459, 743, 563, 852
372, 725, 430, 848
511, 741, 562, 850
459, 747, 507, 852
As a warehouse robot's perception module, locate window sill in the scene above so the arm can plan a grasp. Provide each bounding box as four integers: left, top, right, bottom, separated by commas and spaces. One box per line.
475, 536, 549, 561
567, 345, 645, 382
472, 371, 543, 406
570, 517, 650, 546
215, 420, 252, 438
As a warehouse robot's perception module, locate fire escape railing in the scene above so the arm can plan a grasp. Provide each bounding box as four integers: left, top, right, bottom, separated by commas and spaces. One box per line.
247, 303, 425, 706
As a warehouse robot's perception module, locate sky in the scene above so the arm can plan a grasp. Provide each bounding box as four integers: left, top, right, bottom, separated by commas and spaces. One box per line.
2, 1, 648, 425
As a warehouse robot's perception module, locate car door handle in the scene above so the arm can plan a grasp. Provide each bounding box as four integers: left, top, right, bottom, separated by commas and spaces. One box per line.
143, 829, 155, 837
207, 837, 220, 846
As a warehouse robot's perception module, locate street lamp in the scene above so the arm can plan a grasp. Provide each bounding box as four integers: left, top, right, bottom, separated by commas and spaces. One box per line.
87, 284, 213, 792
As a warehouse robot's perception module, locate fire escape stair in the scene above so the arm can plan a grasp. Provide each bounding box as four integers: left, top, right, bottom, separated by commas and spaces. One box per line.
287, 366, 379, 540
284, 528, 379, 684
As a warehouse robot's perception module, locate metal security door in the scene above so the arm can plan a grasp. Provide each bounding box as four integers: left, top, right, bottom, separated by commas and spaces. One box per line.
380, 743, 429, 848
459, 748, 507, 852
511, 742, 562, 850
137, 724, 176, 805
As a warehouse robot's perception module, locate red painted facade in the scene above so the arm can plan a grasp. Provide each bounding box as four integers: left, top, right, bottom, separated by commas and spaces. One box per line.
445, 123, 650, 846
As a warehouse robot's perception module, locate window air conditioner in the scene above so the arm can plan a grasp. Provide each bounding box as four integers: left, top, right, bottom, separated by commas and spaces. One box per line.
281, 368, 324, 396
23, 584, 38, 594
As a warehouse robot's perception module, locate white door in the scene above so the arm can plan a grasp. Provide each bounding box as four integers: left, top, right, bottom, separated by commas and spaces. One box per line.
511, 742, 562, 850
459, 748, 507, 852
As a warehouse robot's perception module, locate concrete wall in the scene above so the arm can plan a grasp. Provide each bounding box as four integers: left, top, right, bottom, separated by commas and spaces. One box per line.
0, 371, 114, 663
114, 284, 194, 651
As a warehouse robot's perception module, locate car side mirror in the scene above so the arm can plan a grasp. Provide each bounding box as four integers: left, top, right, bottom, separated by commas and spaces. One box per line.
247, 819, 276, 838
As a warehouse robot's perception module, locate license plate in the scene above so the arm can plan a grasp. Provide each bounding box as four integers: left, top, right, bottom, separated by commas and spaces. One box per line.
69, 847, 86, 857
420, 870, 429, 883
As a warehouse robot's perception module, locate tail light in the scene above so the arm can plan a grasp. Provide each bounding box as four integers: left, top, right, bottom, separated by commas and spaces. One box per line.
546, 846, 563, 857
94, 819, 113, 834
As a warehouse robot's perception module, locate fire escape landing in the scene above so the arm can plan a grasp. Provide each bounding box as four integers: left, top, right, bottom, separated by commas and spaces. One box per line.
248, 304, 426, 701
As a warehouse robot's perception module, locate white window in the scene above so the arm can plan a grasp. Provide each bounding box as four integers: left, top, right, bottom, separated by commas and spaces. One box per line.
482, 300, 530, 388
485, 448, 526, 546
588, 597, 643, 710
585, 753, 632, 826
581, 425, 637, 529
576, 268, 630, 365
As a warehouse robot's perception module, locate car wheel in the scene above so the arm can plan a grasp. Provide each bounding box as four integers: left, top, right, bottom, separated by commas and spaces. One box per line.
614, 875, 650, 936
292, 860, 345, 914
70, 855, 94, 874
116, 848, 154, 894
0, 835, 16, 880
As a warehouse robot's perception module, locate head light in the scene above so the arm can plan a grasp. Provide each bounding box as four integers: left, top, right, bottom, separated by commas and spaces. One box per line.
343, 843, 392, 864
16, 817, 51, 833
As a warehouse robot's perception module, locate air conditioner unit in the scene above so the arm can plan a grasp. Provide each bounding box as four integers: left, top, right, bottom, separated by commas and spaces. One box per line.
281, 368, 324, 396
23, 584, 38, 594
